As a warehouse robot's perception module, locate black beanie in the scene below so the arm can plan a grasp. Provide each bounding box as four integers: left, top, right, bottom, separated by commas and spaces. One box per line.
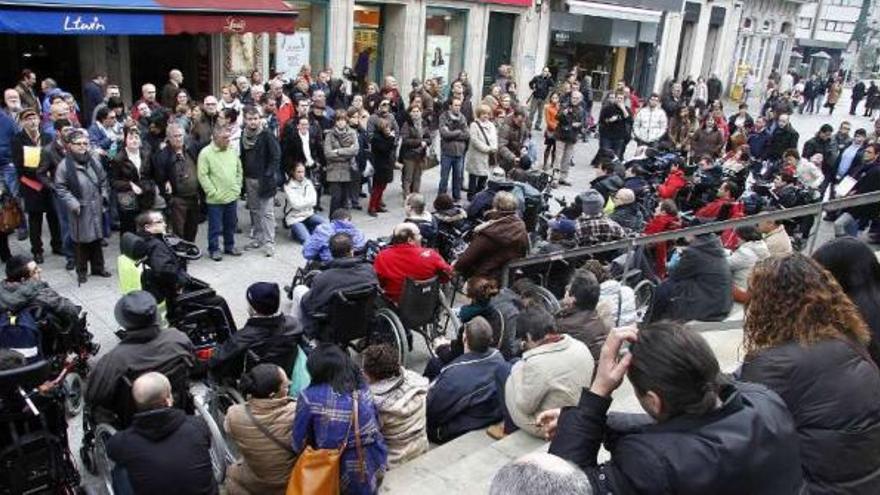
247, 282, 280, 315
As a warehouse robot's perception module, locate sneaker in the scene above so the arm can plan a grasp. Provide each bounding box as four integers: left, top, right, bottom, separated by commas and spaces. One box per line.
77, 273, 88, 284
225, 248, 243, 257
65, 259, 75, 271
559, 179, 573, 186
486, 423, 507, 440
244, 241, 262, 251
33, 253, 44, 264
210, 251, 223, 262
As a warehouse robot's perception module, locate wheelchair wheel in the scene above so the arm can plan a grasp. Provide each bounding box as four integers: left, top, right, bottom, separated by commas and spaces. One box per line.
374, 308, 407, 368
92, 423, 118, 495
63, 372, 84, 418
206, 385, 243, 459
193, 393, 235, 485
427, 290, 461, 358
529, 285, 561, 315
634, 280, 656, 323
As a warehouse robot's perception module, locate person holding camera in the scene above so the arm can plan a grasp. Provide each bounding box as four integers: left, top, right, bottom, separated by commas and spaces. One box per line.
553, 91, 586, 186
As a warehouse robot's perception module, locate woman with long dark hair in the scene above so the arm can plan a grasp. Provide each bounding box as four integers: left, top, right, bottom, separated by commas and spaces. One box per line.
741, 253, 880, 494
813, 236, 880, 364
291, 344, 387, 494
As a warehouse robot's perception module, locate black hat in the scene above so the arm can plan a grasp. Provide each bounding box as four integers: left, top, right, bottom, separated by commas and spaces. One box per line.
114, 290, 158, 329
247, 282, 280, 315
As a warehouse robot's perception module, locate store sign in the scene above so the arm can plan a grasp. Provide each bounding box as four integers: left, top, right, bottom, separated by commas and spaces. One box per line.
63, 15, 107, 32
276, 32, 310, 79
424, 35, 452, 86
223, 17, 247, 33
0, 9, 164, 34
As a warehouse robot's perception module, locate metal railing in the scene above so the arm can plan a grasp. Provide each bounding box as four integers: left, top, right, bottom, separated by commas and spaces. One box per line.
501, 190, 880, 288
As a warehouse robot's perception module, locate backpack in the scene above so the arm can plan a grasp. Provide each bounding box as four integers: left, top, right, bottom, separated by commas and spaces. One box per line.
0, 308, 42, 362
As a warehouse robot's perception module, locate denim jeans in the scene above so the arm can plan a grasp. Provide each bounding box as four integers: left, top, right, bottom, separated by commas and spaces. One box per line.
52, 191, 74, 261
438, 154, 464, 200
207, 201, 237, 254
599, 136, 626, 159
290, 214, 327, 244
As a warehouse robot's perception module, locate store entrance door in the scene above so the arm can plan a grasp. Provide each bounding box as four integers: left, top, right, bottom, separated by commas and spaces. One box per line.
129, 35, 209, 100
353, 4, 383, 92
0, 34, 81, 99
483, 12, 516, 95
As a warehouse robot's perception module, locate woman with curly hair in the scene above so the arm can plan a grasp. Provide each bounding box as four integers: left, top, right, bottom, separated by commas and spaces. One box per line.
740, 253, 880, 495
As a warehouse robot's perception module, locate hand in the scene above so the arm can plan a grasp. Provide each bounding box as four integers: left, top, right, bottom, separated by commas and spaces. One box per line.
590, 327, 638, 398
536, 408, 561, 440
165, 183, 172, 194
72, 206, 81, 216
432, 336, 451, 349
131, 183, 143, 195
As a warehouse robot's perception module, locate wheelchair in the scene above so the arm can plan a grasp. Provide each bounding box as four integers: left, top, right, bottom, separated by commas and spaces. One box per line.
42, 313, 99, 418
0, 359, 81, 495
80, 357, 235, 494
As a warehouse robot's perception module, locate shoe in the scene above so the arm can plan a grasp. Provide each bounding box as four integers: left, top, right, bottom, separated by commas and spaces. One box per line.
487, 423, 507, 440
244, 241, 261, 251
359, 192, 368, 198
351, 204, 362, 210
33, 253, 44, 264
368, 209, 378, 217
17, 229, 28, 241
559, 179, 573, 186
210, 251, 223, 262
65, 259, 75, 271
77, 273, 87, 284
93, 270, 112, 278
380, 202, 387, 208
378, 206, 388, 213
100, 239, 108, 247
314, 205, 324, 212
225, 248, 243, 257
264, 248, 275, 258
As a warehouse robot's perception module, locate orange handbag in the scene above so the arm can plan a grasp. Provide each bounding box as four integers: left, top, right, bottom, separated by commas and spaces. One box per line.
286, 391, 366, 495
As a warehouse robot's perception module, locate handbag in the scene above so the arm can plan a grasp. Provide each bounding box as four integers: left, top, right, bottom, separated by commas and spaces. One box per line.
0, 197, 22, 234
477, 122, 497, 168
286, 391, 366, 495
423, 151, 439, 171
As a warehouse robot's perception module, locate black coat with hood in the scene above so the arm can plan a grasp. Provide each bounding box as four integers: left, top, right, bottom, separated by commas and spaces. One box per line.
0, 279, 81, 329
662, 234, 732, 321
208, 313, 303, 380
107, 407, 218, 495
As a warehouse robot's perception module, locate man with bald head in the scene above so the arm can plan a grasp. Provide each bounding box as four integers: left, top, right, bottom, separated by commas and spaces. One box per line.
3, 89, 21, 122
132, 83, 160, 121
107, 371, 217, 495
162, 69, 184, 110
373, 222, 452, 303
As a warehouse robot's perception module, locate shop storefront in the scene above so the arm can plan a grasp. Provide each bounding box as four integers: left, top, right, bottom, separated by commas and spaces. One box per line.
0, 0, 297, 104
424, 7, 467, 91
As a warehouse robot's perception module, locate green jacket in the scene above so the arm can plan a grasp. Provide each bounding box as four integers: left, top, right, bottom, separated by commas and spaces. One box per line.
197, 143, 243, 205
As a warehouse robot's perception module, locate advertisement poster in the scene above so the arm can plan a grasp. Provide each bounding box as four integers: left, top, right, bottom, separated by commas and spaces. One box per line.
276, 31, 310, 79
424, 35, 451, 86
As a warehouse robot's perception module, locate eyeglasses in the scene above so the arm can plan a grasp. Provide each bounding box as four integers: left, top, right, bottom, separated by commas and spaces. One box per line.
70, 141, 89, 147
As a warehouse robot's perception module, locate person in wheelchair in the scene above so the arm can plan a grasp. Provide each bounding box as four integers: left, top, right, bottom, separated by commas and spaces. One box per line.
403, 193, 439, 247
85, 291, 195, 422
295, 232, 378, 339
0, 350, 80, 494
209, 282, 302, 381
302, 208, 366, 264
455, 191, 529, 283
0, 255, 81, 361
107, 371, 217, 495
129, 210, 236, 329
694, 180, 742, 221
374, 222, 452, 304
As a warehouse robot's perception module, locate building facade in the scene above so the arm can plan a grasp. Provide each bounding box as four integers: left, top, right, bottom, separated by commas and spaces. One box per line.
795, 0, 862, 74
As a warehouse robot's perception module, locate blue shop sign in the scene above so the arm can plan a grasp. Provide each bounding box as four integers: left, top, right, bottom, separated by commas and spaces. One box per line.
0, 9, 165, 35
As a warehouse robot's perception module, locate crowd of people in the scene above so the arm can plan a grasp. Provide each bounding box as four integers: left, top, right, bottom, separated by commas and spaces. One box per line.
1, 59, 880, 495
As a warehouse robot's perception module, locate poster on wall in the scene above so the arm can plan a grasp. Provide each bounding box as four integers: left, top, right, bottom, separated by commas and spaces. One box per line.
276, 31, 310, 79
424, 35, 451, 87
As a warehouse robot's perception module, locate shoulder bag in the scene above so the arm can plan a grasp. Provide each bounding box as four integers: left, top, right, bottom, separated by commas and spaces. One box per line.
0, 197, 22, 234
286, 391, 366, 495
244, 403, 295, 454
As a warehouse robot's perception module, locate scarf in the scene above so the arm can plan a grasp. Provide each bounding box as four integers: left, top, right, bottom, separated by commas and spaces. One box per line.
331, 126, 354, 147
242, 126, 261, 151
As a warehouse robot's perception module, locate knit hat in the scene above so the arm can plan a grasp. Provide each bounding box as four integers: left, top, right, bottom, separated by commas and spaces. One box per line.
246, 282, 280, 315
614, 188, 636, 206
578, 190, 605, 217
548, 218, 576, 236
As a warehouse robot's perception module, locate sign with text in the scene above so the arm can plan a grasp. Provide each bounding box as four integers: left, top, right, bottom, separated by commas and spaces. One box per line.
276, 32, 310, 79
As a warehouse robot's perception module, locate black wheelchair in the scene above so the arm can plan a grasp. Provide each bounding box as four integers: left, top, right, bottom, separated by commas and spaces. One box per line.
41, 312, 99, 418
0, 359, 81, 495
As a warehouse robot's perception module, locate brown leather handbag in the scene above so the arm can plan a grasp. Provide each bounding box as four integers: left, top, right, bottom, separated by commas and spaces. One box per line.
286, 391, 366, 495
0, 197, 22, 234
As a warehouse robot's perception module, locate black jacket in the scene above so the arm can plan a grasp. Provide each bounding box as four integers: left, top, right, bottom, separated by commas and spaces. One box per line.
741, 339, 880, 495
112, 148, 156, 211
12, 130, 53, 213
149, 142, 201, 199
529, 75, 554, 100
802, 136, 834, 174
280, 121, 322, 174
765, 125, 800, 161
85, 325, 194, 412
660, 234, 732, 321
138, 232, 189, 306
108, 407, 218, 495
240, 130, 281, 198
555, 104, 586, 143
300, 257, 379, 337
209, 314, 302, 380
598, 103, 632, 141
549, 382, 803, 495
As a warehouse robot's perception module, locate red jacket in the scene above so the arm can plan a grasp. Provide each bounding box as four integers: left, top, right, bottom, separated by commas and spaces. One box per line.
657, 169, 687, 199
373, 244, 452, 303
696, 198, 743, 221
276, 97, 295, 139
644, 213, 681, 279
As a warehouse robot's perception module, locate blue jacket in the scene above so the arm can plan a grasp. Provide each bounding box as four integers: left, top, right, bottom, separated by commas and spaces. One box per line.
302, 220, 366, 262
748, 129, 771, 160
0, 110, 17, 165
426, 348, 506, 443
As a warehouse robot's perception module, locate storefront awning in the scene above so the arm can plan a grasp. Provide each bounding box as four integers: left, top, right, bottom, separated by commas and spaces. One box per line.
566, 0, 661, 24
0, 1, 297, 35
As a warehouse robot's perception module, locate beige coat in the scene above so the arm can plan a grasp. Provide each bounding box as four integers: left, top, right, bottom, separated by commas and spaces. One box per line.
369, 368, 429, 467
465, 120, 498, 177
223, 397, 297, 495
505, 335, 594, 437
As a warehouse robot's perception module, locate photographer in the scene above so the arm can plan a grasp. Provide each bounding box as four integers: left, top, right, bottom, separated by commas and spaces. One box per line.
554, 92, 586, 186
